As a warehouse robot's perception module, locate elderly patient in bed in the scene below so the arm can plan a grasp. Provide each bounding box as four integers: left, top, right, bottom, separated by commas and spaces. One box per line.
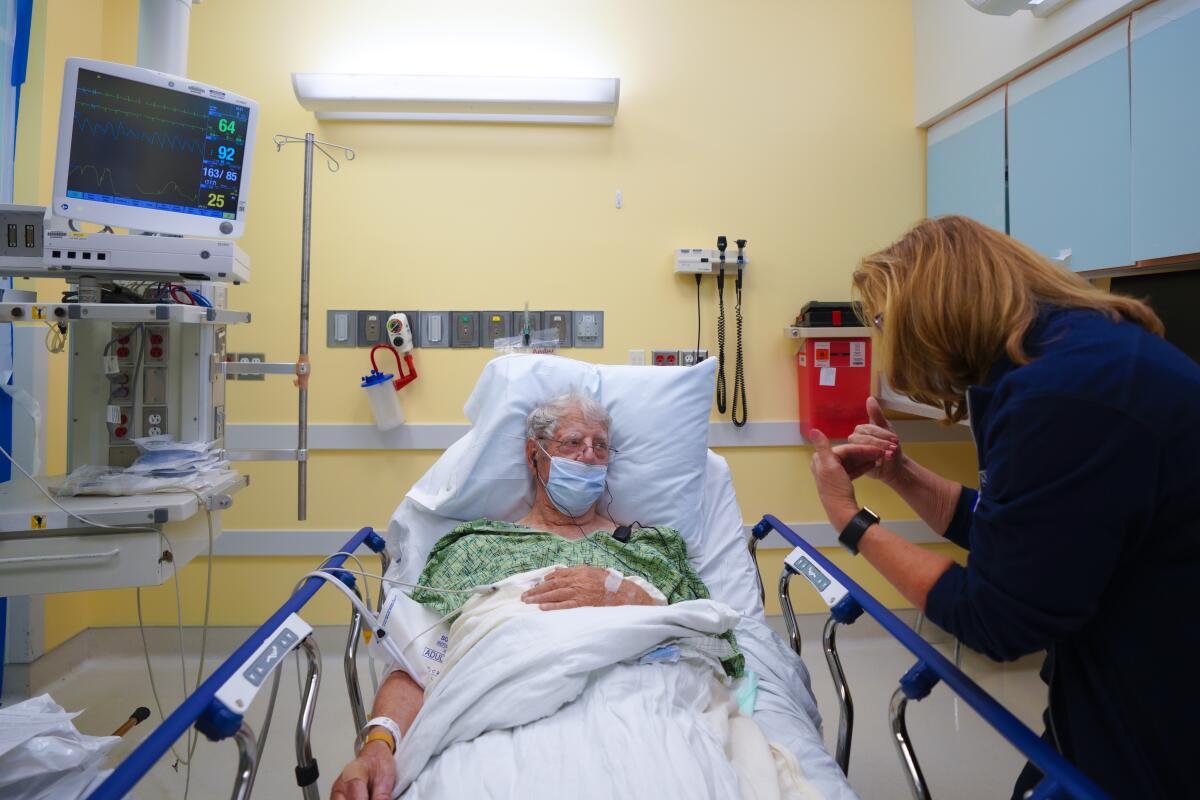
332, 393, 742, 800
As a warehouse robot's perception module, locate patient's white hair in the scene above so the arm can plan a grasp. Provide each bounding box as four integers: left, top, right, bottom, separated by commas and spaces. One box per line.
525, 393, 611, 441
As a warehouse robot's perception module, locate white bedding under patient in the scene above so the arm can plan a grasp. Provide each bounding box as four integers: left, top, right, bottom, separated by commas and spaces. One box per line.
393, 568, 824, 800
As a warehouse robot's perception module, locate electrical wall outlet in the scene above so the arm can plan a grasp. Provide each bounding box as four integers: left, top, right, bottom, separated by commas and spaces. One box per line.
326, 310, 358, 347
482, 311, 510, 347
143, 407, 168, 437
680, 348, 708, 367
573, 310, 603, 348
420, 311, 450, 348
544, 311, 572, 348
451, 311, 480, 347
237, 352, 265, 381
652, 349, 680, 366
358, 310, 390, 347
628, 349, 646, 366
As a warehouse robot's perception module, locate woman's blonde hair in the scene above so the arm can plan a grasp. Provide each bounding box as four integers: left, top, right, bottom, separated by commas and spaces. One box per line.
854, 215, 1163, 422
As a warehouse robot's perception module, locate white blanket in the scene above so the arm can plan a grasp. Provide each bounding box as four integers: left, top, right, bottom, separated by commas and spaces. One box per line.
393, 582, 825, 799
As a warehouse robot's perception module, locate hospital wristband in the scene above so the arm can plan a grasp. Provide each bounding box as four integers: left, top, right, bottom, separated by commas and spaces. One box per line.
359, 716, 402, 754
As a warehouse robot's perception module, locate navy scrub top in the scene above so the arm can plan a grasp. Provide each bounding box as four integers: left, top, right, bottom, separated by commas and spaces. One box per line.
924, 306, 1200, 798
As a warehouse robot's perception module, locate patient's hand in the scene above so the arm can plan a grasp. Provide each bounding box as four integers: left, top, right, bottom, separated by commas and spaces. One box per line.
331, 739, 395, 800
521, 565, 654, 610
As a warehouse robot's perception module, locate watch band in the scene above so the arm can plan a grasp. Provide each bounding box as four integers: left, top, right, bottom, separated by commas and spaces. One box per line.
838, 507, 880, 555
358, 716, 403, 754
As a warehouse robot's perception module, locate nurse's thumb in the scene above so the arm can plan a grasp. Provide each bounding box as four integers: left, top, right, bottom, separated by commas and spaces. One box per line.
808, 428, 834, 459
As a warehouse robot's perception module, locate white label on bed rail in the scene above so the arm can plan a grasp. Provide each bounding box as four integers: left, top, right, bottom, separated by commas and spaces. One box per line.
215, 613, 313, 715
784, 548, 849, 608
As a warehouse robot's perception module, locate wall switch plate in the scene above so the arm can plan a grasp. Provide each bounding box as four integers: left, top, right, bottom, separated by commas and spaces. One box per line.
450, 311, 480, 347
419, 311, 450, 348
544, 311, 572, 348
327, 310, 358, 347
572, 310, 603, 348
358, 310, 390, 347
652, 349, 680, 366
482, 311, 511, 348
680, 348, 708, 367
510, 311, 543, 340
628, 349, 646, 366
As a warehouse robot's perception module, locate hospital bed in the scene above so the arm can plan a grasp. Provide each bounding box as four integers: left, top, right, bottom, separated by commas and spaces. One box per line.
89, 355, 1108, 798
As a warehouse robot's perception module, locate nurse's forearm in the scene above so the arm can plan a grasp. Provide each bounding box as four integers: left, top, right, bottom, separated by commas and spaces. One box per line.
857, 523, 954, 611
883, 457, 963, 537
372, 670, 424, 735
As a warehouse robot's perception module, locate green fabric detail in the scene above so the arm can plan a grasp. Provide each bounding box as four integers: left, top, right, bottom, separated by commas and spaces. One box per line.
411, 519, 744, 676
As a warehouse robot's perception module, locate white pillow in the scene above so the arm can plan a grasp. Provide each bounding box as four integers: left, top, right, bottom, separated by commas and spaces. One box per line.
390, 354, 715, 580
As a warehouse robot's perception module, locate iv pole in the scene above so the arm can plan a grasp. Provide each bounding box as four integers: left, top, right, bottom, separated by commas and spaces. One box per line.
271, 133, 355, 520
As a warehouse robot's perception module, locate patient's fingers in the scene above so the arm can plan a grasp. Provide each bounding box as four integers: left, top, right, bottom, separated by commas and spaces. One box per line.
524, 587, 578, 605
537, 600, 584, 611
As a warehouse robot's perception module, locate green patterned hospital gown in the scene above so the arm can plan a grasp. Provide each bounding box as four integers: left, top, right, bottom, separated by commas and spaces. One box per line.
411, 519, 743, 675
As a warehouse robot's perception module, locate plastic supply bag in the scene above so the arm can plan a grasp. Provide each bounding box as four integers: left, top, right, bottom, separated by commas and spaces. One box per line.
0, 694, 118, 800
57, 463, 237, 497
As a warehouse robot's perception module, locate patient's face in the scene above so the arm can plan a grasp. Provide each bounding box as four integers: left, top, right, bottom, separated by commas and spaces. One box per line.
528, 407, 611, 482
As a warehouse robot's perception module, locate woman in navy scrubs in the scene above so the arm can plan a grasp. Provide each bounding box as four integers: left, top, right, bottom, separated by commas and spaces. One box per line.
809, 216, 1200, 798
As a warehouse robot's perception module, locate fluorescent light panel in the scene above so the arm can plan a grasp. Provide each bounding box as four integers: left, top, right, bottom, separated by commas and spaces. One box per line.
291, 73, 620, 125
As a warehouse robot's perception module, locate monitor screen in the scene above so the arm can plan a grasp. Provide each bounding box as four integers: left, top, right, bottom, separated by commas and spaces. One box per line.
53, 59, 257, 238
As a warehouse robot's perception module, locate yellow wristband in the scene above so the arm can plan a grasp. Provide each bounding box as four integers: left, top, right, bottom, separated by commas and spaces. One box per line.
364, 729, 396, 754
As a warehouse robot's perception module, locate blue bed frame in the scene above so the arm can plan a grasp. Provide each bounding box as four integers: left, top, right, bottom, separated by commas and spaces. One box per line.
748, 515, 1109, 800
87, 526, 388, 800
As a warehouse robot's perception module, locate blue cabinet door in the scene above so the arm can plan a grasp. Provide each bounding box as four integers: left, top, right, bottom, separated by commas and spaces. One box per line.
1132, 0, 1200, 262
1008, 25, 1132, 272
927, 89, 1007, 231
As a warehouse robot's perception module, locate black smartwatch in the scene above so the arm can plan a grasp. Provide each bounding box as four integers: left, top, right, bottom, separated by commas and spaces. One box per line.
838, 507, 880, 555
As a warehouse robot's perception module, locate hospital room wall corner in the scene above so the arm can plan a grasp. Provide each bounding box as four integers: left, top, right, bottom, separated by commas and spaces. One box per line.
13, 0, 981, 651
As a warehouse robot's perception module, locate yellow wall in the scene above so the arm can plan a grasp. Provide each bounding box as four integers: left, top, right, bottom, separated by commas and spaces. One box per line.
20, 0, 980, 650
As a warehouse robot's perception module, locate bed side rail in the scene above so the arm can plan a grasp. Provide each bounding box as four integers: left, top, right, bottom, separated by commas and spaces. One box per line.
751, 515, 1109, 800
87, 526, 388, 800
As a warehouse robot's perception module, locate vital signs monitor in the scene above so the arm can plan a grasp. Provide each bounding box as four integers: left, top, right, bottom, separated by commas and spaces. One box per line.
51, 58, 259, 239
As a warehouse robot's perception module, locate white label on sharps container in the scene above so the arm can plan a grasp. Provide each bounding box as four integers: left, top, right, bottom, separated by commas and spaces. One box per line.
814, 342, 830, 368
820, 367, 837, 387
850, 341, 866, 367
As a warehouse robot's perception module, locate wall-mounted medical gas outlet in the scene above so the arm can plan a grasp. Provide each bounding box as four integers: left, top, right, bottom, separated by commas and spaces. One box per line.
482, 312, 510, 347
327, 310, 359, 347
573, 311, 603, 348
510, 311, 543, 338
544, 311, 572, 348
420, 311, 450, 348
652, 350, 680, 366
451, 312, 480, 348
359, 310, 391, 347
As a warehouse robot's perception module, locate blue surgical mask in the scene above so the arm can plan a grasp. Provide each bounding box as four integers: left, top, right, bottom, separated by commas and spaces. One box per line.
541, 452, 607, 517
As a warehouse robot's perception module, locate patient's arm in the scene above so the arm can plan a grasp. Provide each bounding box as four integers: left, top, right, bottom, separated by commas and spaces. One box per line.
521, 565, 657, 610
331, 670, 423, 800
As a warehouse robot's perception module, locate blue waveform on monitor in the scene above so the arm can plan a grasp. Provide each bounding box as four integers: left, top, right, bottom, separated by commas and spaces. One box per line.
73, 113, 205, 155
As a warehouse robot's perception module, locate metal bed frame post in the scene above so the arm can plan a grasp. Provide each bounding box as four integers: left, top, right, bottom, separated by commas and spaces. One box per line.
230, 722, 259, 800
294, 627, 322, 799
750, 515, 1110, 800
344, 587, 368, 737
778, 570, 802, 656
823, 615, 854, 774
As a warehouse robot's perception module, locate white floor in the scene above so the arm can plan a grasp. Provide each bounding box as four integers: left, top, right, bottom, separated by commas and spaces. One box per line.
17, 614, 1046, 799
